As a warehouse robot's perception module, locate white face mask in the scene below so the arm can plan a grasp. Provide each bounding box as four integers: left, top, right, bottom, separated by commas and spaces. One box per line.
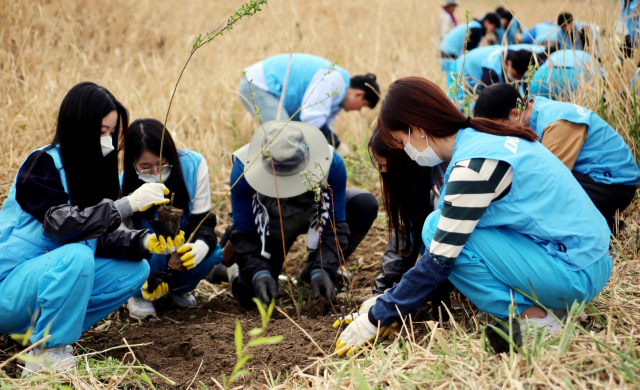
100, 136, 114, 157
506, 68, 519, 82
403, 127, 444, 167
137, 166, 171, 183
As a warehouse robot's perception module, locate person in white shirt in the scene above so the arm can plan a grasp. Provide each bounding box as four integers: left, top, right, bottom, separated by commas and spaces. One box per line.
239, 53, 380, 157
439, 0, 460, 41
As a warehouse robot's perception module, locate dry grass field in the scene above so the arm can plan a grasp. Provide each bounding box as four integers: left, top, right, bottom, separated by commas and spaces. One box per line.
2, 0, 640, 388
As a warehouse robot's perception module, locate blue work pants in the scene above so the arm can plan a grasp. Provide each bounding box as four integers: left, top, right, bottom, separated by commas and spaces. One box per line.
423, 210, 612, 318
0, 244, 149, 348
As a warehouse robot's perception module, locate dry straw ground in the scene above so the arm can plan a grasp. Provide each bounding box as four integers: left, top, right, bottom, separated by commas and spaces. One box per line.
2, 0, 640, 388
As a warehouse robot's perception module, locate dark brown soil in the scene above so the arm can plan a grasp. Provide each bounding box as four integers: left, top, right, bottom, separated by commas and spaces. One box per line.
88, 298, 342, 389
157, 205, 183, 221
168, 251, 187, 273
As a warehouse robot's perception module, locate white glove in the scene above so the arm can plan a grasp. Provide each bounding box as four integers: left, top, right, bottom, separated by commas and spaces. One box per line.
127, 183, 169, 213
335, 312, 379, 357
176, 240, 209, 270
333, 295, 378, 327
335, 143, 350, 158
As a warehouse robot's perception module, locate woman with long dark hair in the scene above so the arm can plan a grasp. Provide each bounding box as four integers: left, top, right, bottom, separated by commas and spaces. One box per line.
0, 82, 172, 375
336, 77, 612, 356
121, 118, 221, 320
333, 129, 453, 332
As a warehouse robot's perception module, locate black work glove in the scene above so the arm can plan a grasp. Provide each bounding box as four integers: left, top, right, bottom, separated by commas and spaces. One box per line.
310, 270, 337, 302
253, 275, 279, 304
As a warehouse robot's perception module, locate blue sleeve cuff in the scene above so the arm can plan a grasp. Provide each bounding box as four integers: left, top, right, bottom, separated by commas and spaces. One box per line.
310, 269, 328, 280
252, 270, 272, 286
368, 307, 379, 326
371, 249, 454, 326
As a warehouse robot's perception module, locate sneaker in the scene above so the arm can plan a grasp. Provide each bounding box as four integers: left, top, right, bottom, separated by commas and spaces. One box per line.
127, 296, 156, 320
170, 292, 197, 307
523, 312, 561, 333
22, 345, 76, 377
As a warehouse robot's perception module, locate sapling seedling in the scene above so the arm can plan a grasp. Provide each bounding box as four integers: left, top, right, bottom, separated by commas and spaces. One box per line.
222, 298, 283, 390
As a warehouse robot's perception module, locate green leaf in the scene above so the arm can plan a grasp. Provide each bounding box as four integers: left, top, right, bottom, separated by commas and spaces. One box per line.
233, 354, 251, 374
528, 279, 539, 302
266, 299, 274, 324
235, 321, 243, 357
353, 366, 370, 390
246, 335, 283, 348
253, 297, 267, 328
229, 369, 250, 385
139, 371, 153, 386
248, 328, 263, 337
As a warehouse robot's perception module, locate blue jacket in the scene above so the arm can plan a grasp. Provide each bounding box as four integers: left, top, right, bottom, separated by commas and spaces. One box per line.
0, 146, 98, 281
262, 54, 350, 122
529, 50, 603, 98
530, 97, 640, 186
440, 20, 482, 56
371, 128, 610, 325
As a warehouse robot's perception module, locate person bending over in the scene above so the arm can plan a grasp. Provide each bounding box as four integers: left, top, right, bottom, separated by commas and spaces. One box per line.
475, 84, 640, 230
239, 53, 380, 157
120, 119, 222, 319
446, 44, 549, 106
227, 121, 378, 308
0, 82, 173, 375
438, 13, 501, 72
335, 77, 611, 356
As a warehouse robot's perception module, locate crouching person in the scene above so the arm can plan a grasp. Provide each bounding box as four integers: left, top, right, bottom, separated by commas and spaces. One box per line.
0, 83, 173, 375
475, 84, 640, 230
228, 121, 378, 308
121, 119, 222, 319
336, 78, 612, 356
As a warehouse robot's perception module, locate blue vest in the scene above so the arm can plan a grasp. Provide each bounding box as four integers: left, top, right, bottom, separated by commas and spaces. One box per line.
622, 0, 640, 45
262, 54, 350, 122
530, 97, 640, 186
436, 128, 610, 271
448, 45, 502, 90
120, 149, 203, 232
523, 22, 569, 48
496, 20, 521, 45
529, 50, 602, 98
0, 146, 98, 281
440, 20, 482, 56
482, 43, 548, 83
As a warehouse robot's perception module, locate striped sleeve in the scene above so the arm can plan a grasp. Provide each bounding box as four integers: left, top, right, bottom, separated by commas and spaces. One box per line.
430, 158, 513, 264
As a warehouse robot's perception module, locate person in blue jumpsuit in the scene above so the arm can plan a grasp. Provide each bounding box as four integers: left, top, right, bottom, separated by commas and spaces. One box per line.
621, 0, 640, 57
227, 121, 378, 308
528, 49, 603, 101
120, 118, 222, 320
438, 13, 502, 73
446, 44, 548, 106
0, 82, 174, 375
475, 83, 640, 230
239, 53, 380, 157
335, 77, 611, 356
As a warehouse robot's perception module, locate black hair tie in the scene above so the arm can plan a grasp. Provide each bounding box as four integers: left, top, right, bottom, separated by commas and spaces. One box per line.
464, 116, 471, 128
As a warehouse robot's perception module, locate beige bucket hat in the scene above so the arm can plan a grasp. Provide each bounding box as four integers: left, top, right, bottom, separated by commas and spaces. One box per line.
243, 120, 333, 198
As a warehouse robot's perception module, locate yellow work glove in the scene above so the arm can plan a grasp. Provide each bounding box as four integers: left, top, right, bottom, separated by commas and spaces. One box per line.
333, 295, 378, 328
141, 281, 169, 301
335, 314, 379, 357
177, 239, 209, 270
145, 234, 167, 255
165, 230, 185, 253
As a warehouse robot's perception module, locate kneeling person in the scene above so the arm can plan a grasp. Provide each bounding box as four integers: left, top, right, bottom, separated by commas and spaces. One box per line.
229, 121, 378, 307
475, 84, 640, 229
121, 119, 222, 319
